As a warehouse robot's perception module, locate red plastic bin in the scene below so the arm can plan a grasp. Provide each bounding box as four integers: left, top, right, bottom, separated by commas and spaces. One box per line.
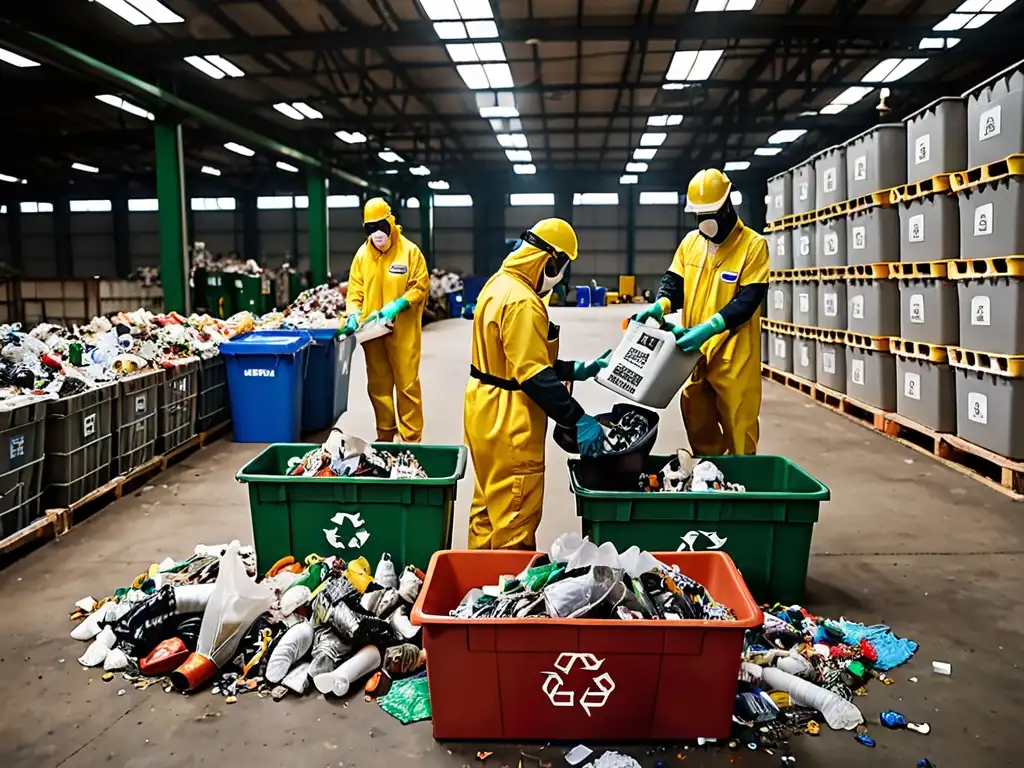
411, 550, 762, 742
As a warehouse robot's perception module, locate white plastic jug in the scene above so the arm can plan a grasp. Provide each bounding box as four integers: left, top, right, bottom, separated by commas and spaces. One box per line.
596, 319, 701, 408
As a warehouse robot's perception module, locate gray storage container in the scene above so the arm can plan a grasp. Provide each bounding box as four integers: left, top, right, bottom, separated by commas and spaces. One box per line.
953, 262, 1024, 355
846, 124, 908, 199
793, 278, 819, 327
953, 367, 1024, 459
818, 277, 848, 331
897, 272, 960, 346
896, 355, 957, 433
45, 382, 116, 510
767, 330, 794, 373
847, 346, 897, 410
768, 281, 793, 323
767, 172, 793, 221
816, 218, 847, 268
793, 224, 815, 269
904, 97, 968, 183
847, 206, 901, 265
794, 335, 817, 381
770, 230, 793, 270
761, 329, 769, 364
113, 369, 163, 477
158, 360, 199, 453
197, 355, 230, 433
815, 145, 848, 209
0, 401, 47, 541
847, 274, 900, 337
964, 61, 1024, 169
816, 336, 847, 392
899, 194, 960, 262
957, 178, 1024, 261
793, 160, 816, 214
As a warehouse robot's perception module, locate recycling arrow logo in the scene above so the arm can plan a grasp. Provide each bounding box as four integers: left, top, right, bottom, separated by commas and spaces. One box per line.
323, 511, 371, 550
676, 530, 728, 552
541, 653, 616, 717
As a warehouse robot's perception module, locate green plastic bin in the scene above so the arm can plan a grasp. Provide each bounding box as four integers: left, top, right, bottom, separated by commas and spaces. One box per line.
237, 443, 468, 574
569, 455, 830, 604
205, 272, 236, 319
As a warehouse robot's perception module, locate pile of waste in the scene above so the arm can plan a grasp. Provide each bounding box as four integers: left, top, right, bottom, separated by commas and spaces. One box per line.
67, 540, 431, 722
425, 268, 465, 321
641, 449, 747, 493
451, 534, 737, 622
191, 242, 262, 277
288, 429, 428, 480
599, 409, 652, 453
273, 282, 348, 327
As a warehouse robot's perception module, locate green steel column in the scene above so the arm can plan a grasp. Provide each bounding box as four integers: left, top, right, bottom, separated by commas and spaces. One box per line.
306, 171, 330, 285
154, 122, 189, 313
626, 187, 636, 275
418, 192, 434, 270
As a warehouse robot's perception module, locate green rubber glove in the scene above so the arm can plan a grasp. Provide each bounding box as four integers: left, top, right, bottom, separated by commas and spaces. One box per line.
573, 349, 612, 381
634, 299, 667, 325
337, 312, 360, 338
366, 297, 410, 325
675, 313, 726, 352
576, 414, 605, 457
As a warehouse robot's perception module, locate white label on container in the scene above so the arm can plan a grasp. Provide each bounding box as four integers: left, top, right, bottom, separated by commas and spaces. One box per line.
853, 155, 867, 181
798, 293, 810, 313
9, 435, 24, 460
83, 412, 97, 438
915, 134, 931, 165
979, 105, 1001, 142
800, 345, 810, 368
234, 279, 243, 289
823, 350, 836, 374
852, 226, 866, 250
774, 337, 786, 357
905, 372, 922, 401
134, 394, 147, 413
774, 194, 783, 211
799, 235, 810, 256
974, 203, 993, 237
799, 182, 809, 201
824, 167, 837, 193
968, 392, 988, 424
773, 290, 785, 310
851, 294, 865, 320
909, 293, 925, 324
851, 358, 865, 386
244, 368, 277, 377
824, 292, 838, 317
824, 232, 839, 256
908, 213, 925, 243
776, 236, 785, 256
971, 295, 991, 326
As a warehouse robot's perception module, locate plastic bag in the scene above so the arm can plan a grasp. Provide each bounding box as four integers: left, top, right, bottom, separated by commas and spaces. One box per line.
378, 674, 432, 724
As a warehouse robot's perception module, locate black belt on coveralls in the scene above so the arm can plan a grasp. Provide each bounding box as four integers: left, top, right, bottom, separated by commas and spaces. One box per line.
469, 365, 521, 391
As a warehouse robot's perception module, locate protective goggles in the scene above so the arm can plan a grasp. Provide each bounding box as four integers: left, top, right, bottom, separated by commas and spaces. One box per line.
364, 219, 392, 236
520, 230, 571, 273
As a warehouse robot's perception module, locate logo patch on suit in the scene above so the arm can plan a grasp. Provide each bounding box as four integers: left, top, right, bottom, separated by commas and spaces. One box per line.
721, 271, 739, 283
389, 264, 408, 275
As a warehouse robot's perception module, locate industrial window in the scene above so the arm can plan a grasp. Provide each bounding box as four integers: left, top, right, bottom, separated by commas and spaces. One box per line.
573, 193, 619, 206
327, 195, 360, 209
192, 197, 237, 211
69, 199, 113, 213
20, 202, 54, 213
256, 196, 293, 210
293, 196, 309, 209
510, 193, 554, 206
0, 205, 6, 214
639, 191, 680, 205
405, 197, 421, 209
128, 198, 159, 212
434, 194, 474, 208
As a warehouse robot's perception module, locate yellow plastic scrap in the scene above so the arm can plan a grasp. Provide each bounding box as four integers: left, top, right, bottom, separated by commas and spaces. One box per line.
769, 691, 792, 708
345, 557, 373, 593
807, 721, 821, 736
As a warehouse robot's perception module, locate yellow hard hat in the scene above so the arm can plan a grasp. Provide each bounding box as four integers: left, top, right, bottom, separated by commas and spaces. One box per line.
363, 197, 392, 224
524, 218, 579, 260
685, 168, 732, 214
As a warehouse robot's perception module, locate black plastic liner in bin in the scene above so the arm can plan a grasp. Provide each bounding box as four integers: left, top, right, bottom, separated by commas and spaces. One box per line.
0, 401, 48, 541
45, 382, 116, 509
158, 360, 199, 453
113, 370, 163, 477
197, 355, 229, 433
554, 403, 660, 491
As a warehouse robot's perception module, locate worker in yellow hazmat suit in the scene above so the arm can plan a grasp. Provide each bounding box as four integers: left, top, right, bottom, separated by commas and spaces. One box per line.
464, 219, 611, 550
340, 198, 429, 442
634, 169, 769, 455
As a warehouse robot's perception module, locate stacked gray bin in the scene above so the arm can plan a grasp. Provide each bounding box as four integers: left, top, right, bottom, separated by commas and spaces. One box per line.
816, 218, 847, 268
957, 177, 1024, 261
793, 331, 817, 381
847, 343, 897, 410
899, 194, 960, 262
951, 352, 1024, 459
768, 279, 793, 323
793, 224, 815, 269
893, 342, 957, 433
792, 159, 816, 214
964, 61, 1024, 168
847, 207, 901, 265
847, 267, 900, 337
895, 262, 960, 345
767, 171, 793, 222
770, 231, 793, 270
0, 401, 47, 541
818, 274, 848, 331
767, 328, 794, 373
845, 124, 908, 199
158, 360, 199, 454
951, 258, 1024, 355
761, 329, 769, 364
816, 332, 847, 393
904, 97, 968, 183
197, 355, 230, 433
815, 145, 848, 209
45, 382, 116, 509
793, 276, 819, 327
113, 370, 163, 477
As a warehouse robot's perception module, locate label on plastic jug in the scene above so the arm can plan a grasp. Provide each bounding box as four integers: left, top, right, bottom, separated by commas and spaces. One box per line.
852, 226, 866, 250
851, 358, 865, 386
824, 293, 838, 317
824, 167, 837, 193
909, 294, 925, 323
598, 324, 685, 402
799, 182, 809, 201
915, 134, 930, 164
773, 290, 784, 310
854, 155, 867, 181
979, 105, 1001, 142
824, 232, 839, 256
776, 236, 785, 256
83, 412, 97, 438
799, 236, 810, 256
774, 337, 786, 357
908, 214, 925, 243
800, 345, 810, 368
798, 293, 810, 313
968, 392, 988, 424
822, 350, 836, 374
974, 203, 993, 237
904, 372, 921, 401
851, 294, 865, 320
971, 295, 991, 326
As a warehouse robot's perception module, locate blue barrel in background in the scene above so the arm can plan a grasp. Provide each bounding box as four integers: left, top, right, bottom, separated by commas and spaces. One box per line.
446, 290, 465, 318
592, 286, 607, 306
575, 285, 592, 307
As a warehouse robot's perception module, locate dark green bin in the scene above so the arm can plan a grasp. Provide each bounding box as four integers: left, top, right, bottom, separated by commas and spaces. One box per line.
237, 443, 468, 574
569, 455, 830, 604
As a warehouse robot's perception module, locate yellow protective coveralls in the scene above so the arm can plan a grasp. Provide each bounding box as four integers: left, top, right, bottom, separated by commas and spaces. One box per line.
464, 244, 562, 550
346, 218, 430, 443
666, 220, 768, 455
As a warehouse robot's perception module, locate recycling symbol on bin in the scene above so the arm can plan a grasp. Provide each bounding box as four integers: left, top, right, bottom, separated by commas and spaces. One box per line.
676, 530, 728, 552
323, 512, 371, 550
541, 653, 616, 716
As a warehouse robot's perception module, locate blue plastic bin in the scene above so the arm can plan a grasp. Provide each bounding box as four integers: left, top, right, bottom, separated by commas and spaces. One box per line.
446, 290, 465, 319
220, 332, 312, 443
575, 285, 591, 307
462, 276, 487, 304
592, 286, 607, 306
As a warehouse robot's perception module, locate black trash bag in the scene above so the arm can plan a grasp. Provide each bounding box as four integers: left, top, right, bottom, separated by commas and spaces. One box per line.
113, 586, 180, 657
172, 615, 204, 651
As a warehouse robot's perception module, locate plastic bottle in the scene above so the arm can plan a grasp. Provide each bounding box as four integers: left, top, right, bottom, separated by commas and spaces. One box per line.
313, 645, 381, 696
743, 663, 864, 731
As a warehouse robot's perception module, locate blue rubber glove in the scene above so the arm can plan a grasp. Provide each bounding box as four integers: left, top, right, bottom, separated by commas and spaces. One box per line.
365, 297, 410, 326
675, 313, 726, 352
337, 312, 360, 337
576, 414, 605, 457
634, 299, 667, 325
573, 349, 612, 381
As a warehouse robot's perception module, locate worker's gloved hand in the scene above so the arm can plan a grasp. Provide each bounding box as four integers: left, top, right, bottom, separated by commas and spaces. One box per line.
337, 313, 360, 338
573, 349, 612, 381
634, 300, 667, 325
366, 297, 410, 326
675, 313, 726, 353
576, 414, 605, 457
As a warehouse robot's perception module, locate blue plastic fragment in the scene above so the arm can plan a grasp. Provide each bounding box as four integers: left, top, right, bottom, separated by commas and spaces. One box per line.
855, 734, 876, 748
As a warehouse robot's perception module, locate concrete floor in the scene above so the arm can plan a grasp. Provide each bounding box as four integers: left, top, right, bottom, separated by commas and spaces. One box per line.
0, 305, 1021, 768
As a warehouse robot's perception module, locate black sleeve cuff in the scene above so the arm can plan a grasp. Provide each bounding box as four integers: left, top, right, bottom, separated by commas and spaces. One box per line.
655, 270, 684, 309
552, 359, 576, 381
521, 367, 586, 427
719, 282, 768, 330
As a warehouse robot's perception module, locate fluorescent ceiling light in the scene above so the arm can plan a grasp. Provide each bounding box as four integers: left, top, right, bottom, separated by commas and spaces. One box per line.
383, 169, 399, 175
754, 147, 782, 156
625, 162, 648, 173
496, 133, 528, 148
428, 180, 450, 190
981, 0, 1017, 10
573, 193, 619, 206
484, 63, 514, 89
433, 21, 467, 39
819, 104, 847, 114
662, 83, 691, 90
190, 197, 236, 211
128, 198, 159, 212
505, 149, 532, 162
94, 0, 151, 25
965, 12, 995, 27
409, 165, 431, 176
918, 37, 946, 48
457, 64, 490, 89
886, 58, 928, 80
933, 12, 972, 29
466, 20, 498, 38
201, 165, 221, 176
447, 43, 479, 62
420, 0, 460, 21
647, 114, 683, 127
666, 49, 723, 81
640, 132, 667, 147
633, 148, 657, 161
619, 175, 638, 185
95, 0, 183, 24
0, 174, 21, 183
378, 149, 405, 163
276, 161, 299, 172
456, 0, 494, 19
70, 199, 113, 213
126, 0, 184, 23
72, 162, 99, 173
723, 160, 750, 171
513, 164, 536, 175
224, 142, 255, 157
475, 42, 506, 62
832, 85, 874, 106
511, 193, 555, 206
480, 106, 519, 118
336, 130, 367, 144
861, 58, 927, 83
204, 55, 243, 77
292, 102, 323, 119
184, 56, 230, 80
696, 0, 757, 8
730, 190, 744, 206
256, 196, 294, 210
95, 94, 154, 120
293, 196, 309, 209
20, 202, 54, 214
0, 47, 41, 68
639, 191, 679, 205
406, 197, 421, 209
768, 129, 807, 144
273, 102, 305, 120
327, 195, 360, 209
434, 194, 473, 207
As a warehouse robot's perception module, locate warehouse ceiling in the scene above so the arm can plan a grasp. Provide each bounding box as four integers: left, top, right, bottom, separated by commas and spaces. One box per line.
0, 0, 1022, 195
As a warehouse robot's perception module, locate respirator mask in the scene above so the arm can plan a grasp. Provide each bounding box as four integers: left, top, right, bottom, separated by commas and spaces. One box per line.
365, 219, 392, 250
520, 230, 571, 295
696, 199, 738, 245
